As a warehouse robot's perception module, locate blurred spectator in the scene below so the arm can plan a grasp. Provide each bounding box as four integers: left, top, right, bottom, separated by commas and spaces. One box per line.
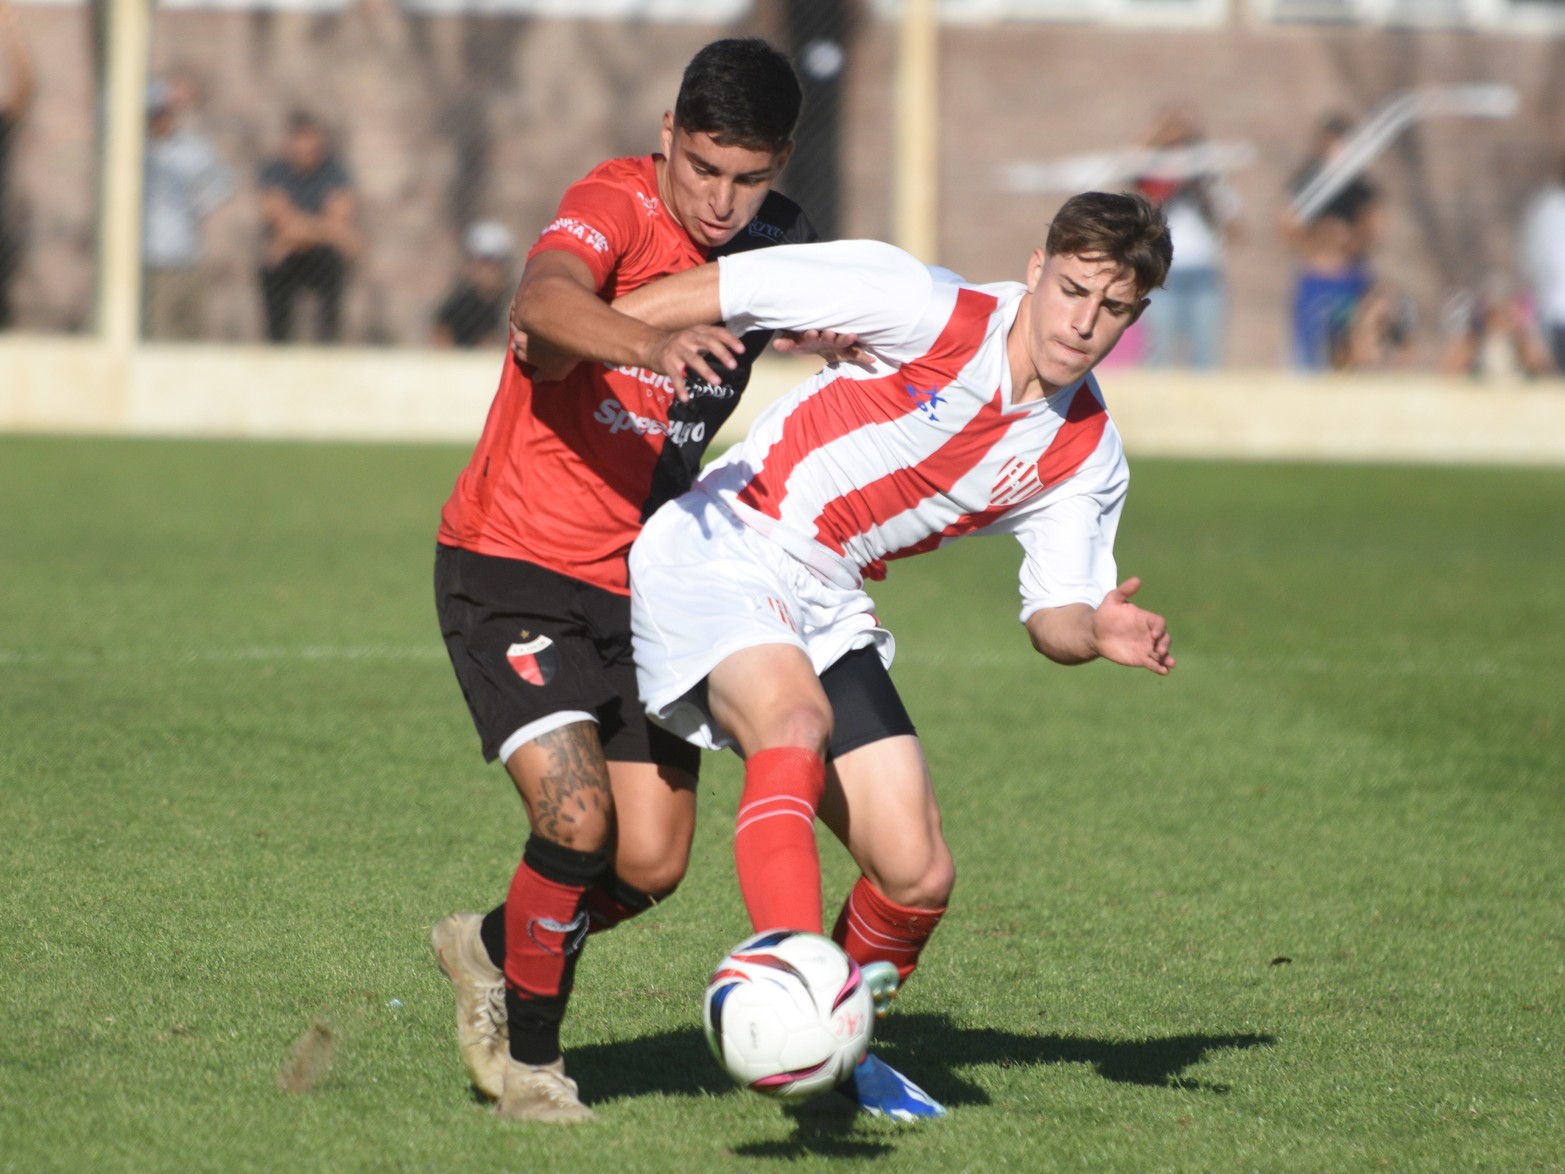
0, 0, 36, 329
1439, 275, 1554, 380
142, 78, 233, 340
1133, 104, 1243, 370
258, 111, 362, 343
431, 219, 514, 348
1281, 113, 1382, 371
1521, 156, 1565, 375
1333, 279, 1415, 372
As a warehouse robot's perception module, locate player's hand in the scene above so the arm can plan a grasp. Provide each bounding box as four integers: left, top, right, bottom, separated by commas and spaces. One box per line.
508, 313, 531, 366
649, 324, 743, 401
1092, 577, 1175, 675
771, 329, 875, 370
508, 315, 577, 381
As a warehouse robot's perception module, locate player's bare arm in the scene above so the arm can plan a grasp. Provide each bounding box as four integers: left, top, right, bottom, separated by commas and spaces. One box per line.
513, 249, 742, 394
1025, 577, 1175, 675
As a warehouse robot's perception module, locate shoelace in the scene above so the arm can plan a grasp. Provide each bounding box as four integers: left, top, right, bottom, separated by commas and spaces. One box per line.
477, 983, 508, 1040
526, 1067, 580, 1107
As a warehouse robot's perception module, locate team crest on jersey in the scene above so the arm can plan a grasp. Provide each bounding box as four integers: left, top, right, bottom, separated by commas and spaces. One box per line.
991, 456, 1045, 508
506, 631, 558, 687
905, 382, 947, 422
635, 190, 660, 217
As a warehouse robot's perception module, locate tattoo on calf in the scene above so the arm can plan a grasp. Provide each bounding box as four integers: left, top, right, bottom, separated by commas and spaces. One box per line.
532, 723, 612, 842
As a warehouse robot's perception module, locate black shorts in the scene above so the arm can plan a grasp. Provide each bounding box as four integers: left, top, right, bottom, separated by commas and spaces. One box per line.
435, 545, 915, 770
688, 644, 918, 760
819, 645, 918, 758
435, 544, 700, 773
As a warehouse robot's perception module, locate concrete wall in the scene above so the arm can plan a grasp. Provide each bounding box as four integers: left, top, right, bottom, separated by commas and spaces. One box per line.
4, 336, 1563, 465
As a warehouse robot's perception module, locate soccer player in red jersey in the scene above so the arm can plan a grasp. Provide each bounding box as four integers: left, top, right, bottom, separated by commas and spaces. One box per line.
619, 192, 1178, 1118
430, 39, 916, 1124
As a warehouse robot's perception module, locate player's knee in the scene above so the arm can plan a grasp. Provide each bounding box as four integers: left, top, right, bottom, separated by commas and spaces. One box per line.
615, 853, 689, 899
920, 846, 957, 909
761, 699, 833, 755
877, 840, 955, 910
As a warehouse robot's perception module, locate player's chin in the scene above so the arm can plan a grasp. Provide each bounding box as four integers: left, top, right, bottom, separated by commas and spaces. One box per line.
1042, 356, 1091, 387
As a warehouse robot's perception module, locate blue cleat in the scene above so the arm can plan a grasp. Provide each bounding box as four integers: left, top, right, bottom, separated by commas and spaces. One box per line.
837, 1052, 947, 1121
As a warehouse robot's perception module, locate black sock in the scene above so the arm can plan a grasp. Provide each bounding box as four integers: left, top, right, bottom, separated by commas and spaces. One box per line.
480, 903, 506, 970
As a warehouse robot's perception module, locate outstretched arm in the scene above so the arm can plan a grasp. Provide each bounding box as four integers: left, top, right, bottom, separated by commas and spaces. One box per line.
511, 250, 740, 392
615, 262, 870, 367
1025, 577, 1174, 675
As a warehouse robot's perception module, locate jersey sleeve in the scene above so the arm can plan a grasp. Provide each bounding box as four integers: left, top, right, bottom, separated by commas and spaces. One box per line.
528, 174, 646, 291
716, 239, 938, 358
1011, 428, 1129, 621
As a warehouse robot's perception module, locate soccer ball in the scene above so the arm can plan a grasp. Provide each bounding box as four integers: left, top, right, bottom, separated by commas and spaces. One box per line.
702, 929, 874, 1102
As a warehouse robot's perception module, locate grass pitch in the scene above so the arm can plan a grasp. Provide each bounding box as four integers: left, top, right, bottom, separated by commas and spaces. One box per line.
1, 436, 1561, 1172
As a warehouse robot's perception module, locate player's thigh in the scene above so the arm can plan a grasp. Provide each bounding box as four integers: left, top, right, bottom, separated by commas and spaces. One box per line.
707, 643, 833, 755
632, 497, 832, 754
822, 735, 954, 908
436, 546, 624, 846
607, 759, 697, 896
583, 576, 703, 891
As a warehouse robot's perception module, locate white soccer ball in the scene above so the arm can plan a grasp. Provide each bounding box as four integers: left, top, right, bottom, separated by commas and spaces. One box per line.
702, 929, 874, 1102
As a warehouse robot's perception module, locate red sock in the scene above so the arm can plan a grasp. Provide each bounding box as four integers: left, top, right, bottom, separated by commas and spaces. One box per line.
832, 875, 946, 984
503, 857, 591, 1001
735, 747, 826, 933
582, 878, 654, 934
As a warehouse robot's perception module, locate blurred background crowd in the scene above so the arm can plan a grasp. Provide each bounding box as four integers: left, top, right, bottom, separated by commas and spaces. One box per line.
1, 0, 1563, 376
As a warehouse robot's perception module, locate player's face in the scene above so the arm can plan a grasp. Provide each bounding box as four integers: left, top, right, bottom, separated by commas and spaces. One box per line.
658, 113, 791, 250
1018, 249, 1148, 397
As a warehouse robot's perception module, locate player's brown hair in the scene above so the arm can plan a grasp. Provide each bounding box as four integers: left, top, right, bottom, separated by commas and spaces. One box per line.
674, 38, 802, 154
1045, 191, 1173, 296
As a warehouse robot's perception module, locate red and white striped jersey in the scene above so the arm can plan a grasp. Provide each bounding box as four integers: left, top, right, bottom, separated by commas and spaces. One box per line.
699, 239, 1129, 621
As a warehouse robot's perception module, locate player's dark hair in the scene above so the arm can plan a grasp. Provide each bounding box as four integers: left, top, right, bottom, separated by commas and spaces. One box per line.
1046, 191, 1173, 296
673, 38, 802, 153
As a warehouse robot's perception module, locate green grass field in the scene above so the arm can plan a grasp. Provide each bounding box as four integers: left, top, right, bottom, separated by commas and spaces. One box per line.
2, 435, 1561, 1172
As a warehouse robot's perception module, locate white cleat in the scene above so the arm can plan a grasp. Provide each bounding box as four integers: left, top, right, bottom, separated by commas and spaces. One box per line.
431, 912, 509, 1099
494, 1057, 596, 1124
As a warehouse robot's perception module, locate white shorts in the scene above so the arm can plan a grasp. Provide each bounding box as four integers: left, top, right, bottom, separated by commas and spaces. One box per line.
629, 492, 894, 751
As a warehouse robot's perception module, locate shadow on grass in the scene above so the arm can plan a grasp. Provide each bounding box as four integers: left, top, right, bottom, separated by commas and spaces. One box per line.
564, 1015, 1275, 1157
888, 1018, 1279, 1096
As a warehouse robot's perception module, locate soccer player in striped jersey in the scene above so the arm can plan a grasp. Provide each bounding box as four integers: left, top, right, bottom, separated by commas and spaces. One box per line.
429, 38, 920, 1126
622, 191, 1177, 1118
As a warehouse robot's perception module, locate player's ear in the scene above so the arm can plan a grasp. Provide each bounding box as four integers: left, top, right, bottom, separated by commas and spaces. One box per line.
770, 140, 794, 176
1129, 296, 1151, 325
660, 111, 675, 157
1025, 247, 1048, 292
